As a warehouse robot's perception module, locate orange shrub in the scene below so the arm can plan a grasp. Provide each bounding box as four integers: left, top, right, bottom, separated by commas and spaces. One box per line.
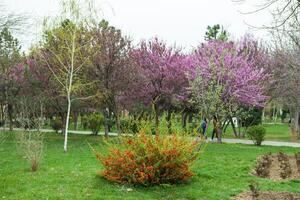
94, 133, 202, 186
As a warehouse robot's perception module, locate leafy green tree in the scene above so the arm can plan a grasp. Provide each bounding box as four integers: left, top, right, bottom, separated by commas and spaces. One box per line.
40, 0, 97, 152
0, 27, 22, 130
204, 24, 228, 41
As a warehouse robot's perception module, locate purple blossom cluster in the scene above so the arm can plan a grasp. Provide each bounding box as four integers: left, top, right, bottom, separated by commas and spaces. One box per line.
121, 36, 270, 111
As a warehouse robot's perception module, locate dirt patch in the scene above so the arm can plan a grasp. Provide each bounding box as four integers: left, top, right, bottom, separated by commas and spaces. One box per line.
253, 152, 300, 181
296, 153, 300, 172
254, 153, 272, 178
233, 191, 300, 200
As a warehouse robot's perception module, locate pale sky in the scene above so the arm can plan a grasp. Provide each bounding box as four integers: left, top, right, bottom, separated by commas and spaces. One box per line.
2, 0, 274, 51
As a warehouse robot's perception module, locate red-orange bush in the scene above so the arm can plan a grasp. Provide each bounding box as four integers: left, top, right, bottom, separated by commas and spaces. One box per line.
94, 133, 201, 186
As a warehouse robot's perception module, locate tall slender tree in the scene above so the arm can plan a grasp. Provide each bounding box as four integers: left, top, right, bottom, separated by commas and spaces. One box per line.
40, 0, 96, 152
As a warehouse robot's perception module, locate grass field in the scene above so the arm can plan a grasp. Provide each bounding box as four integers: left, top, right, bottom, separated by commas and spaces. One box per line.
219, 123, 298, 142
1, 132, 300, 200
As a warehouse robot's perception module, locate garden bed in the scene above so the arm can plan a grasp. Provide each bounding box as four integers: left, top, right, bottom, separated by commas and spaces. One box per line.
234, 191, 300, 200
253, 152, 300, 180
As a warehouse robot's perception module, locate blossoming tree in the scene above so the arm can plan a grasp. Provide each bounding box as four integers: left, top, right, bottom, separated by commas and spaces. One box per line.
188, 37, 270, 136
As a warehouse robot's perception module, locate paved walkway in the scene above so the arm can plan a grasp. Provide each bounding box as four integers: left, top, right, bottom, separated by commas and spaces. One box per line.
5, 128, 300, 148
221, 138, 300, 148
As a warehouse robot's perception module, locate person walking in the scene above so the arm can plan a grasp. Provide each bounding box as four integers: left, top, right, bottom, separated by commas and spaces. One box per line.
211, 115, 219, 141
200, 117, 208, 139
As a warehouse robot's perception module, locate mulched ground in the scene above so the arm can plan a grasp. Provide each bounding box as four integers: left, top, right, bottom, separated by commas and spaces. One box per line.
253, 153, 300, 181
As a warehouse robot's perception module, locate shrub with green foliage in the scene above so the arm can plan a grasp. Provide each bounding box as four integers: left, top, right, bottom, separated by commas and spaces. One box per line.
240, 107, 262, 127
50, 118, 63, 133
120, 117, 139, 134
88, 113, 104, 135
247, 125, 266, 146
94, 132, 203, 186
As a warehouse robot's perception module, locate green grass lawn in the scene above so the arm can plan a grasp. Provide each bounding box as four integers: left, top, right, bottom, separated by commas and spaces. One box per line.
262, 124, 293, 141
1, 132, 300, 200
219, 123, 299, 142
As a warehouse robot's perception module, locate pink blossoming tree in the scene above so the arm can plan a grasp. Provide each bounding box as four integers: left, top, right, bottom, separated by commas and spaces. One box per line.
123, 38, 187, 131
188, 37, 270, 137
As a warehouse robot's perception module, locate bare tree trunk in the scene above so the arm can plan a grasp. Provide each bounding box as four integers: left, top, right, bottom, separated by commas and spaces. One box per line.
294, 111, 299, 135
0, 103, 3, 122
222, 119, 230, 134
103, 108, 109, 138
0, 103, 4, 131
216, 116, 222, 143
8, 103, 13, 131
73, 112, 78, 131
182, 112, 188, 129
64, 95, 71, 152
262, 108, 265, 123
4, 86, 8, 131
114, 101, 121, 135
188, 112, 193, 123
115, 110, 121, 136
38, 102, 44, 131
272, 104, 276, 123
166, 109, 172, 134
107, 111, 112, 133
274, 105, 278, 124
217, 128, 222, 143
154, 103, 159, 134
229, 116, 238, 137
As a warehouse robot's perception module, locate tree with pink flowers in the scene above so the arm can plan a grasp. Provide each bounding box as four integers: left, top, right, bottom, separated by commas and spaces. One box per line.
125, 38, 187, 131
188, 37, 270, 137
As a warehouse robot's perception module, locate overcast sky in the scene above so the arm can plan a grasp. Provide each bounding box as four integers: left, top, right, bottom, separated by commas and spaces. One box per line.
2, 0, 274, 51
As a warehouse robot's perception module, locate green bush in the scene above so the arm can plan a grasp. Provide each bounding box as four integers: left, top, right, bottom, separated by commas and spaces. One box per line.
240, 107, 262, 127
88, 113, 104, 135
50, 118, 63, 133
247, 125, 266, 146
120, 117, 139, 134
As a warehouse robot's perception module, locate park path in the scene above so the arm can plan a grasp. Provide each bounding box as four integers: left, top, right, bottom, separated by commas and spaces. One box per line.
221, 138, 300, 148
6, 128, 300, 148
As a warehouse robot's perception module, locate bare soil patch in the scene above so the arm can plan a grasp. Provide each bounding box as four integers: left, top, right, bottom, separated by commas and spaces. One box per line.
233, 191, 300, 200
253, 152, 300, 181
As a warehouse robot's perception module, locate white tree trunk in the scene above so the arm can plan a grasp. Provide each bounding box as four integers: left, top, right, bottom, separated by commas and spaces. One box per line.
64, 95, 71, 152
63, 32, 75, 152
